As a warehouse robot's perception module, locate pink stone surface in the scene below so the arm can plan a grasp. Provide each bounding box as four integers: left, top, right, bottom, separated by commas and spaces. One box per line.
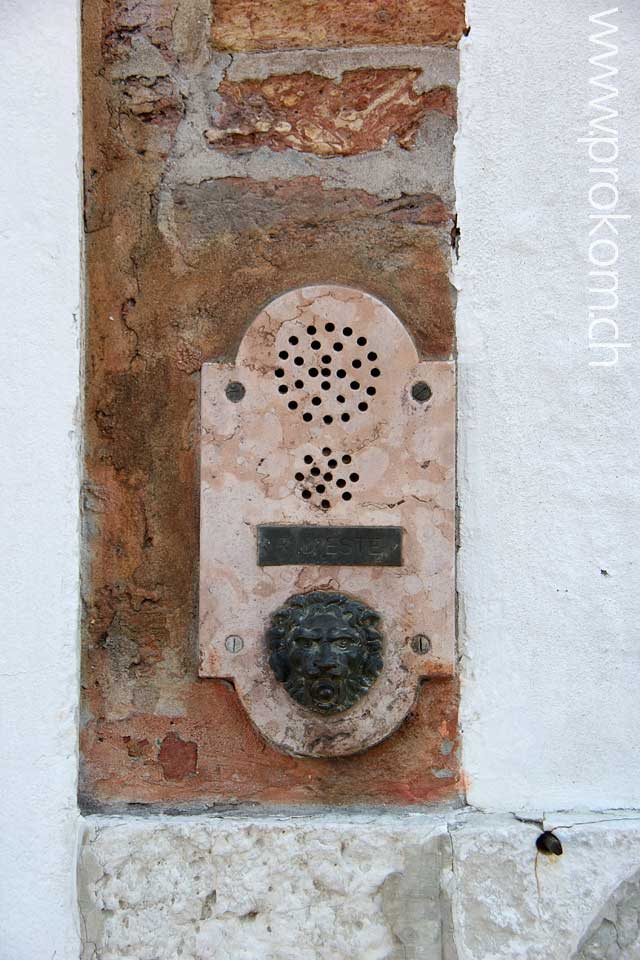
199, 286, 455, 756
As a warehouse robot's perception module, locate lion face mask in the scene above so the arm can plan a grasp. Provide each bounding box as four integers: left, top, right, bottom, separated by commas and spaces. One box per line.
266, 591, 383, 714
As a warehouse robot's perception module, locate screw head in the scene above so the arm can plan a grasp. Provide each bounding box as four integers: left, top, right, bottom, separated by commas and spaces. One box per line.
410, 634, 431, 654
411, 381, 432, 403
225, 635, 244, 653
225, 381, 246, 403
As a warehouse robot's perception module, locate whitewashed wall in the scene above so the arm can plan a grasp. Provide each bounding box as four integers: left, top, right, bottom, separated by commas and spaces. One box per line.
0, 1, 82, 958
457, 0, 640, 813
1, 0, 639, 956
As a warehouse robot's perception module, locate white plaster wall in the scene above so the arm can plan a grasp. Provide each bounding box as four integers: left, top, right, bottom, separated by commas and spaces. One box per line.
0, 1, 82, 957
457, 1, 640, 812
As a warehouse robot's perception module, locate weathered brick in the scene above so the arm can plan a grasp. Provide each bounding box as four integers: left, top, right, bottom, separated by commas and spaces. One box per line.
211, 0, 465, 51
102, 0, 179, 61
80, 171, 457, 807
81, 0, 461, 810
206, 69, 455, 157
158, 732, 198, 780
81, 680, 460, 806
173, 177, 452, 239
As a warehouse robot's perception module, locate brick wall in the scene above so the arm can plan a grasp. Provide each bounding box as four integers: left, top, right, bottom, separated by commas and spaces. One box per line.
81, 0, 464, 808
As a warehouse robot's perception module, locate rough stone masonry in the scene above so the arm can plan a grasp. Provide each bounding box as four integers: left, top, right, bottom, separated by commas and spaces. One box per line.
79, 813, 640, 959
81, 0, 464, 808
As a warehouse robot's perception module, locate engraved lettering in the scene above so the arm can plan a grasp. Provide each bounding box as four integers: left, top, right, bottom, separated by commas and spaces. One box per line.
258, 526, 403, 567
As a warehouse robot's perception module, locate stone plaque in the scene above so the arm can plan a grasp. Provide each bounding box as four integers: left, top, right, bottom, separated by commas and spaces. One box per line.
199, 285, 455, 757
257, 525, 403, 566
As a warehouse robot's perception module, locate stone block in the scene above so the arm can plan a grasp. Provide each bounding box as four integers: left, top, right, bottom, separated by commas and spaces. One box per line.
78, 813, 640, 959
449, 815, 640, 960
79, 815, 450, 959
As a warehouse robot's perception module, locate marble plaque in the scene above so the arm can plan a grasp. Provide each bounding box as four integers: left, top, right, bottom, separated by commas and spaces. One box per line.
199, 285, 455, 757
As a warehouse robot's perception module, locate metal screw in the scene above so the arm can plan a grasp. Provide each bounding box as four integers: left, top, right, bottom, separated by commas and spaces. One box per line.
225, 635, 244, 653
410, 634, 431, 654
225, 381, 246, 403
411, 381, 432, 403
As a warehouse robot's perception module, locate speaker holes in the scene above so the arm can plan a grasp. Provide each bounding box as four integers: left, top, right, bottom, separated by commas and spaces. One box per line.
294, 448, 361, 508
276, 322, 382, 425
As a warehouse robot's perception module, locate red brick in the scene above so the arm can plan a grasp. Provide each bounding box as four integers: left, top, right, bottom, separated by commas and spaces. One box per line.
211, 0, 465, 51
158, 732, 198, 780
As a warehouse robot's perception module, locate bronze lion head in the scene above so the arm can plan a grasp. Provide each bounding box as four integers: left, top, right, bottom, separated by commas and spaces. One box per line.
266, 591, 383, 714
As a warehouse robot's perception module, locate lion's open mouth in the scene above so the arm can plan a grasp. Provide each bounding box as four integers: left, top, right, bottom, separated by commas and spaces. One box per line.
310, 678, 338, 706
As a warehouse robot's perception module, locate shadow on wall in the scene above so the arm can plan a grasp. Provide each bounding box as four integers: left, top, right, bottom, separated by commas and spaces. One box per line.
574, 867, 640, 959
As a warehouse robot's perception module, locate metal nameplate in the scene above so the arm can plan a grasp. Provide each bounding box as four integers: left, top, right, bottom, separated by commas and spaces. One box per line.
257, 525, 403, 567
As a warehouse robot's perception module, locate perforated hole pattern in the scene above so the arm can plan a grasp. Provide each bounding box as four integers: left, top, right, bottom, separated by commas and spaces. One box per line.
294, 450, 360, 511
273, 320, 380, 510
273, 321, 380, 427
